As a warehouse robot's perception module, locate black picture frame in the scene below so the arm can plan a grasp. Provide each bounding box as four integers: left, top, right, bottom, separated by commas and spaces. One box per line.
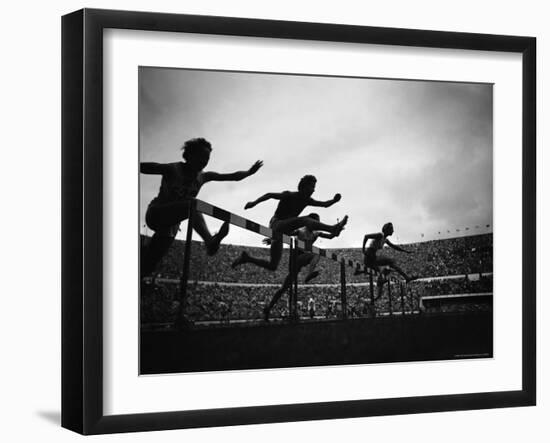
62, 8, 536, 435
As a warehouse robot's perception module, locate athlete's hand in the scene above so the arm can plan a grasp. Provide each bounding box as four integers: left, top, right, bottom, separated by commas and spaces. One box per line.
333, 193, 342, 202
244, 201, 255, 209
248, 160, 263, 175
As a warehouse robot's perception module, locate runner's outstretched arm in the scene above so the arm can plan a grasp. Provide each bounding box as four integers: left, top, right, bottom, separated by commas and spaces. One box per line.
244, 192, 284, 209
308, 193, 342, 208
140, 162, 170, 174
204, 160, 263, 182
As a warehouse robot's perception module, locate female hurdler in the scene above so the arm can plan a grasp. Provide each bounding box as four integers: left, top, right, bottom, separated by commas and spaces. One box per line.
262, 213, 337, 321
140, 137, 263, 277
356, 222, 418, 283
231, 174, 348, 272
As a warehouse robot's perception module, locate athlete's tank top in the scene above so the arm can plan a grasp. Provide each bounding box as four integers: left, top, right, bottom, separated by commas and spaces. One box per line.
150, 162, 204, 206
297, 227, 316, 242
273, 191, 309, 219
296, 226, 318, 250
368, 233, 386, 251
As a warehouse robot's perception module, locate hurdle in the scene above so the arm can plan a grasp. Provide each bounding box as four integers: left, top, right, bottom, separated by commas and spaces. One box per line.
368, 270, 375, 316
387, 276, 393, 315
176, 203, 195, 329
340, 260, 348, 319
367, 271, 420, 317
176, 198, 365, 326
399, 281, 406, 315
288, 237, 299, 321
195, 199, 365, 267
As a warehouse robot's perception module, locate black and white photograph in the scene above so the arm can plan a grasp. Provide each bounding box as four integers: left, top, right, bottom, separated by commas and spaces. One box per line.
138, 67, 494, 374
0, 0, 545, 438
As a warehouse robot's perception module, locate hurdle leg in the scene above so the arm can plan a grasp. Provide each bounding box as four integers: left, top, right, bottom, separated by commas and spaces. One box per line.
369, 269, 375, 317
292, 238, 299, 322
177, 202, 195, 329
388, 278, 393, 316
340, 260, 348, 320
288, 239, 294, 320
400, 282, 406, 315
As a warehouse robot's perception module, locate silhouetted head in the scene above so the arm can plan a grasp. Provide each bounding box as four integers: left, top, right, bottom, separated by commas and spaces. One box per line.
382, 222, 394, 236
298, 175, 317, 197
181, 138, 212, 171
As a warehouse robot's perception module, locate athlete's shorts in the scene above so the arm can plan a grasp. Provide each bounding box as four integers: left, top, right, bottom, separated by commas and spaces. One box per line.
269, 216, 312, 237
268, 216, 290, 242
145, 202, 188, 238
363, 248, 378, 268
297, 251, 315, 263
269, 216, 284, 232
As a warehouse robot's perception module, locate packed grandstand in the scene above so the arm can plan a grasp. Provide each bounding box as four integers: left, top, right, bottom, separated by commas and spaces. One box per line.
140, 233, 493, 325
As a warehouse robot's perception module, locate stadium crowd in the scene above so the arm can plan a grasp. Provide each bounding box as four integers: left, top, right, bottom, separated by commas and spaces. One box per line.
140, 234, 493, 325
142, 233, 493, 285
408, 275, 492, 299
140, 275, 493, 324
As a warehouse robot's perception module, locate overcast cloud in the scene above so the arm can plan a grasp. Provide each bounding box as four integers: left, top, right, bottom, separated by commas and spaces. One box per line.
139, 67, 492, 248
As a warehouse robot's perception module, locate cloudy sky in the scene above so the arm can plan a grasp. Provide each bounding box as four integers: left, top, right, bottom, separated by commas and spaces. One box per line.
139, 67, 492, 249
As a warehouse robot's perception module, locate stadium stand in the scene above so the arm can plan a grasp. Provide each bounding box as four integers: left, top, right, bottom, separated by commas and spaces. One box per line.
140, 234, 493, 325
142, 233, 492, 283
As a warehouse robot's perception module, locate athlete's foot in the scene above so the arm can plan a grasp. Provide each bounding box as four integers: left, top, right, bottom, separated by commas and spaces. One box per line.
406, 275, 419, 283
207, 221, 230, 256
263, 306, 270, 322
304, 270, 320, 283
333, 215, 349, 236
231, 251, 248, 269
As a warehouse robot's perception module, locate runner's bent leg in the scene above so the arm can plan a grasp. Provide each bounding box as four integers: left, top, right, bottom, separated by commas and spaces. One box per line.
377, 256, 412, 281
265, 255, 309, 318
140, 233, 175, 278
305, 254, 320, 281
146, 201, 190, 228
275, 216, 347, 235
192, 212, 229, 255
240, 239, 283, 271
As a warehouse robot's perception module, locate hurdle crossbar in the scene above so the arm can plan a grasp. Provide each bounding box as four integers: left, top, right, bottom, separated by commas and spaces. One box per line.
194, 198, 364, 271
